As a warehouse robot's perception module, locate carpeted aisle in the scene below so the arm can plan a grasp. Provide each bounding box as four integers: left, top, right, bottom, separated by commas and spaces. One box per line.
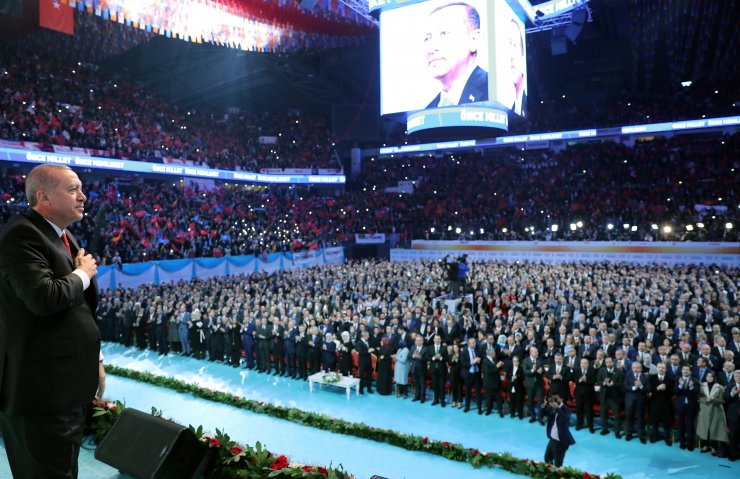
97, 342, 739, 479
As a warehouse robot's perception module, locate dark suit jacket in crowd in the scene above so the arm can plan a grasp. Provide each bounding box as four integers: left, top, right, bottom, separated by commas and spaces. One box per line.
0, 209, 100, 415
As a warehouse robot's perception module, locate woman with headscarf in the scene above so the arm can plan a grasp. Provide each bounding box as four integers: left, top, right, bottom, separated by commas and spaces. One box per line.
338, 330, 353, 376
376, 336, 394, 395
697, 371, 729, 456
393, 339, 410, 398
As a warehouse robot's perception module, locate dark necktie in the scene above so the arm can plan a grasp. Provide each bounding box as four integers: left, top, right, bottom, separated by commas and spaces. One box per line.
61, 231, 72, 255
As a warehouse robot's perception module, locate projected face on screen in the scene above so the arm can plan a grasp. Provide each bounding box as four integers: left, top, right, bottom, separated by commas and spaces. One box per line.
507, 18, 526, 115
423, 3, 488, 108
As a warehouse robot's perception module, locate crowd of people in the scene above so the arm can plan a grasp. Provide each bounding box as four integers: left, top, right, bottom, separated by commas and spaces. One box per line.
0, 131, 736, 265
97, 259, 740, 460
0, 50, 338, 171
361, 134, 739, 242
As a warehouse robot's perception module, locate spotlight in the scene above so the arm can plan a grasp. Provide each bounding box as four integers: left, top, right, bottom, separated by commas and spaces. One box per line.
607, 223, 614, 230
569, 223, 577, 231
663, 226, 672, 233
551, 225, 558, 232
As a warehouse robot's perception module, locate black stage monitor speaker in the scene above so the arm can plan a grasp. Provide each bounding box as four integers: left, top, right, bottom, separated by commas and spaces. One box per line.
94, 408, 207, 479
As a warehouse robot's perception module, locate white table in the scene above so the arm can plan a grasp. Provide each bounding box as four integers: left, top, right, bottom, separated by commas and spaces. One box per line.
308, 372, 360, 400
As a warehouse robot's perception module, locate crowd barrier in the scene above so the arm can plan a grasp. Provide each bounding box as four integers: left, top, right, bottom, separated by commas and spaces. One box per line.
391, 241, 740, 266
96, 247, 344, 291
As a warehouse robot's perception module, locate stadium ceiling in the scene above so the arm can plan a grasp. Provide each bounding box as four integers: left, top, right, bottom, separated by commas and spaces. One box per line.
99, 36, 380, 116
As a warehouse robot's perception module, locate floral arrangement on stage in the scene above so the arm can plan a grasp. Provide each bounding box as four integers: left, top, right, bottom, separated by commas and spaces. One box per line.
89, 399, 353, 479
104, 365, 621, 479
321, 371, 341, 384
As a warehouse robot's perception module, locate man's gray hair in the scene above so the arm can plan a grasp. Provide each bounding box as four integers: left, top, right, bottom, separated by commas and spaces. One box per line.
25, 164, 72, 207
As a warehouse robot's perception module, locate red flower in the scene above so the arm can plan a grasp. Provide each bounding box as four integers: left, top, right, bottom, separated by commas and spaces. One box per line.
422, 437, 429, 443
301, 466, 315, 472
230, 446, 243, 455
473, 449, 479, 456
209, 438, 220, 447
270, 455, 289, 470
318, 466, 328, 476
582, 473, 593, 479
441, 441, 450, 446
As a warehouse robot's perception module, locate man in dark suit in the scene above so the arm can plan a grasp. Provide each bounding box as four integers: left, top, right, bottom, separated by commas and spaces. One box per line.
307, 325, 322, 375
482, 349, 504, 417
0, 164, 100, 478
597, 356, 624, 437
505, 354, 525, 419
424, 2, 488, 108
523, 346, 545, 423
543, 393, 576, 467
428, 334, 448, 406
546, 353, 572, 402
649, 362, 674, 445
461, 337, 483, 414
410, 335, 429, 403
355, 330, 374, 394
623, 362, 651, 443
674, 364, 700, 450
725, 370, 740, 461
572, 358, 596, 432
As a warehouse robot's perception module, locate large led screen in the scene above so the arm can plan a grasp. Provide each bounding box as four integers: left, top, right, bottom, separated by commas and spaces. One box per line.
379, 0, 527, 131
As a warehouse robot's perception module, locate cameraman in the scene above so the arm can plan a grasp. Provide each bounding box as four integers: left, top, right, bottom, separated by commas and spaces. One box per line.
543, 393, 576, 467
451, 255, 469, 298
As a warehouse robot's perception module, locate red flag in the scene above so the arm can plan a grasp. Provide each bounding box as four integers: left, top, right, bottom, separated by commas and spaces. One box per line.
40, 0, 74, 35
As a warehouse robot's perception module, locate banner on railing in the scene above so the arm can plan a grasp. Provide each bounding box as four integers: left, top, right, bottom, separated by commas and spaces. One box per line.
95, 247, 345, 290
355, 233, 386, 244
389, 241, 740, 266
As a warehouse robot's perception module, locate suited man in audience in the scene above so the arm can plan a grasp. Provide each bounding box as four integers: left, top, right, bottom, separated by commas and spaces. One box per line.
482, 348, 505, 417
284, 319, 298, 378
308, 325, 323, 374
725, 370, 740, 461
718, 361, 736, 387
506, 355, 526, 419
355, 329, 375, 394
461, 336, 483, 414
648, 362, 674, 445
547, 353, 572, 402
666, 354, 682, 380
674, 364, 700, 450
543, 393, 576, 468
255, 317, 273, 373
295, 323, 309, 380
0, 164, 100, 478
624, 361, 651, 443
524, 346, 545, 423
410, 334, 429, 403
572, 357, 596, 432
597, 356, 624, 437
429, 334, 448, 406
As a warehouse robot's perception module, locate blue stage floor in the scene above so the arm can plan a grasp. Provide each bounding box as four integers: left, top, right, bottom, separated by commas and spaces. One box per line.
3, 342, 738, 479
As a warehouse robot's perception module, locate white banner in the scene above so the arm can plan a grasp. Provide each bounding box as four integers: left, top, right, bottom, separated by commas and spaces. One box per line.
355, 233, 386, 244
194, 260, 228, 279
258, 136, 278, 144
227, 258, 255, 276
392, 240, 740, 266
323, 246, 344, 265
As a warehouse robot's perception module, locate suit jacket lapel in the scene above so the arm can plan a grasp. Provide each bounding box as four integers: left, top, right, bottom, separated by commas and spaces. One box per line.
25, 209, 74, 266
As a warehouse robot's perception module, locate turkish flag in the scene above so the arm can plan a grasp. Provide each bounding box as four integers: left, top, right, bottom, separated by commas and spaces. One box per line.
39, 0, 74, 36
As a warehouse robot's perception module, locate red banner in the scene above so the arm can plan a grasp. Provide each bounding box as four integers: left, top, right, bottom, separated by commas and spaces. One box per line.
40, 0, 74, 36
